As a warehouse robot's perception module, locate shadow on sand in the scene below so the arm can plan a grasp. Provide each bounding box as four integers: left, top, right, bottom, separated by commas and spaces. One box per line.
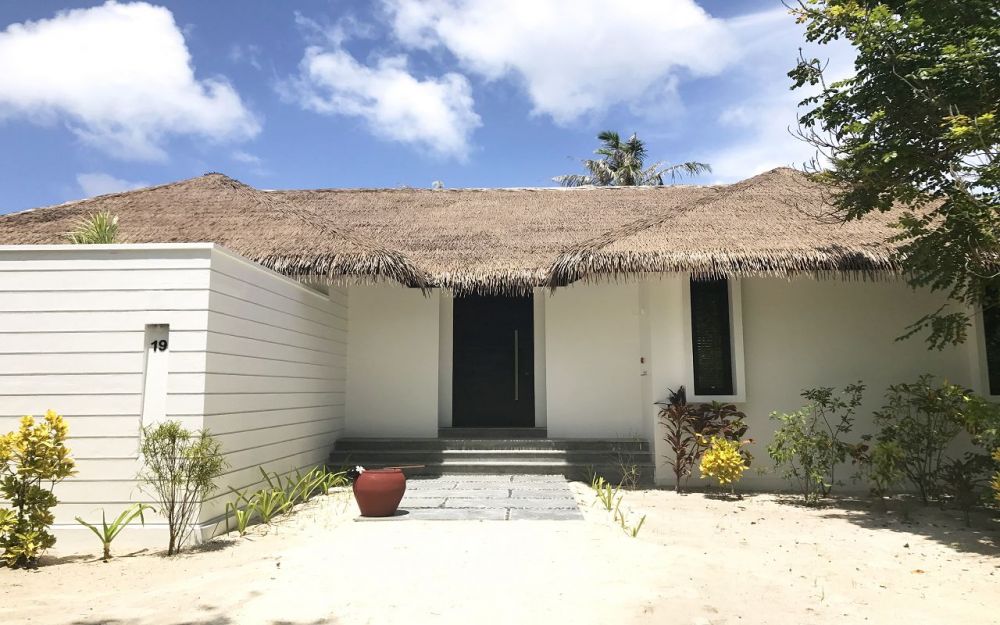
779, 495, 1000, 557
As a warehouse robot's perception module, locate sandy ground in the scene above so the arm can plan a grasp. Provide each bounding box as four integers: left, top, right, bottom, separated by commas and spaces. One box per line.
2, 484, 998, 625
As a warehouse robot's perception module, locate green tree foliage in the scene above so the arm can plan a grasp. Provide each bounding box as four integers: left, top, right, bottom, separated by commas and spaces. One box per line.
66, 210, 119, 244
790, 1, 1000, 348
139, 421, 226, 555
0, 411, 76, 567
554, 130, 711, 187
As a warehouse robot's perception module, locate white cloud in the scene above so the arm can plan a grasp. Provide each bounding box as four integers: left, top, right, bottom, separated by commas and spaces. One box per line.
228, 43, 262, 70
231, 150, 262, 165
76, 172, 148, 197
383, 0, 736, 123
289, 46, 480, 159
0, 1, 260, 160
700, 9, 857, 182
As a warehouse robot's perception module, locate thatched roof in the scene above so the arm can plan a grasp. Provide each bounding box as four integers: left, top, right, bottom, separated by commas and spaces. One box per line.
0, 168, 904, 293
549, 167, 903, 286
0, 174, 428, 288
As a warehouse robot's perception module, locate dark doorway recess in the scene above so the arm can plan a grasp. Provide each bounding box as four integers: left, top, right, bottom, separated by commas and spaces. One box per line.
453, 295, 534, 427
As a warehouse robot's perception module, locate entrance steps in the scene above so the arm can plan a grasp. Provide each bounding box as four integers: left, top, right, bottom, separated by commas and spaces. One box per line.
328, 430, 655, 485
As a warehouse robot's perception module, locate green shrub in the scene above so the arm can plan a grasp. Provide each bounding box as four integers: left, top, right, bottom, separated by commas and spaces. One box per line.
872, 376, 972, 503
991, 450, 1000, 505
139, 421, 226, 555
0, 411, 76, 567
768, 383, 864, 504
75, 503, 155, 562
939, 454, 992, 526
854, 438, 905, 499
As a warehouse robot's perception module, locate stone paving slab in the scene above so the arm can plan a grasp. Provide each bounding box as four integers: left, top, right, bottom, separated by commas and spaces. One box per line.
386, 474, 583, 521
508, 509, 586, 521
403, 508, 508, 521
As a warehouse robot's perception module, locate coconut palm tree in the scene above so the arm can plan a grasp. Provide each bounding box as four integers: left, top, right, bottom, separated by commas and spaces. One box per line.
554, 130, 711, 187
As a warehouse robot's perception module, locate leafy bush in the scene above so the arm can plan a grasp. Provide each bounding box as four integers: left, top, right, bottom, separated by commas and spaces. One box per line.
699, 436, 748, 489
768, 383, 864, 504
75, 503, 155, 561
871, 376, 974, 503
657, 386, 750, 493
853, 438, 905, 500
139, 421, 226, 555
0, 411, 76, 567
939, 454, 992, 526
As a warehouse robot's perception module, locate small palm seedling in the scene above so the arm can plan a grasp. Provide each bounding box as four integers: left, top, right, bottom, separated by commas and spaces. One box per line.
226, 488, 258, 536
592, 476, 622, 512
612, 499, 647, 538
254, 488, 291, 524
75, 503, 155, 562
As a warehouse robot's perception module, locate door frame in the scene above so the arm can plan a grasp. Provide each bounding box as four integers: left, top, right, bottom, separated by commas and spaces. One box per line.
438, 291, 546, 428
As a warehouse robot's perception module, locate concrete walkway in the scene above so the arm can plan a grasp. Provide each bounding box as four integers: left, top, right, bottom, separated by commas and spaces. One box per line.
394, 474, 583, 520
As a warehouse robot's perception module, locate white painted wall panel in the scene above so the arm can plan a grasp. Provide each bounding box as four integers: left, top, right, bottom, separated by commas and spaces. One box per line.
544, 282, 645, 438
345, 284, 439, 437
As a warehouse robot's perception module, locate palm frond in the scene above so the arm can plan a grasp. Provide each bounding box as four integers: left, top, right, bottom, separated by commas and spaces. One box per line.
553, 174, 593, 187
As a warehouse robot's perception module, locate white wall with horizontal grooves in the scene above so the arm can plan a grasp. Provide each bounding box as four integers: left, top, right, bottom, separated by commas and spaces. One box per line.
0, 244, 214, 547
346, 284, 439, 437
198, 247, 346, 527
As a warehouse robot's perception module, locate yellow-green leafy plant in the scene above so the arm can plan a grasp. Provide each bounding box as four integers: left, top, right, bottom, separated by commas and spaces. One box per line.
0, 411, 76, 567
75, 503, 155, 562
699, 436, 749, 489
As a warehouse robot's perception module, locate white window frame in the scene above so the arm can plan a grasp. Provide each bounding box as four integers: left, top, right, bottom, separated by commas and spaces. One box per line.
971, 304, 1000, 399
681, 276, 747, 403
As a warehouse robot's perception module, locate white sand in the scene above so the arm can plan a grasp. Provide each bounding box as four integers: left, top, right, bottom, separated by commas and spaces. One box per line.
2, 485, 997, 625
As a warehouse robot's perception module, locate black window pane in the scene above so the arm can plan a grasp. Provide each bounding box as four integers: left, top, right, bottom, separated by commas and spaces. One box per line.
984, 290, 1000, 395
690, 278, 734, 395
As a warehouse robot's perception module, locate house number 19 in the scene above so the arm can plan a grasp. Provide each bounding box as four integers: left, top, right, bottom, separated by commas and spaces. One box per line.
150, 339, 168, 352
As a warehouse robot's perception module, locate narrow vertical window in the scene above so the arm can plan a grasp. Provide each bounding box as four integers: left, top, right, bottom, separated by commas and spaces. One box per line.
690, 278, 734, 396
983, 292, 1000, 394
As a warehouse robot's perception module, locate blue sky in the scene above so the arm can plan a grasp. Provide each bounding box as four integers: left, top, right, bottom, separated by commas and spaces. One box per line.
0, 1, 855, 214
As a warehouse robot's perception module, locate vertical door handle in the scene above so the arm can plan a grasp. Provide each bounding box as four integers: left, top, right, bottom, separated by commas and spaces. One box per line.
514, 329, 519, 401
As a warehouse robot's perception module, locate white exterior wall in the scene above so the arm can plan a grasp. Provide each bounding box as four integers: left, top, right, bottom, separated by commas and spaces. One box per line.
345, 284, 439, 437
544, 282, 645, 438
0, 244, 348, 550
198, 248, 347, 529
0, 244, 214, 549
644, 276, 975, 489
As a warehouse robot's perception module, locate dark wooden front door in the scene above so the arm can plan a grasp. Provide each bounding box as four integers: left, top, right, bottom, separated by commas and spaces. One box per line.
453, 295, 534, 427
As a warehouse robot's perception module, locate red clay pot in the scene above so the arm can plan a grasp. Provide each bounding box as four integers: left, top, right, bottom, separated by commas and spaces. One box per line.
353, 468, 406, 517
